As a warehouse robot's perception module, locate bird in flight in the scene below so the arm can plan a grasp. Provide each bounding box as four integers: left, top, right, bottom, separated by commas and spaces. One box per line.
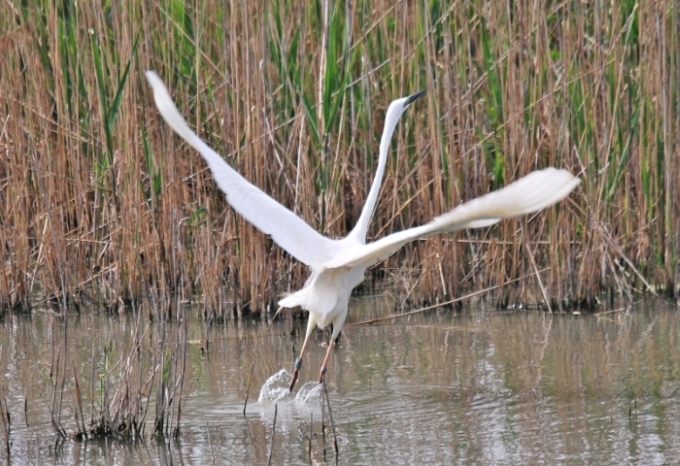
145, 71, 580, 392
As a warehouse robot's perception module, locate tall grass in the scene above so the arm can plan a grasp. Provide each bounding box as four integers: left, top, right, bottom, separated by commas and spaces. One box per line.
0, 0, 678, 315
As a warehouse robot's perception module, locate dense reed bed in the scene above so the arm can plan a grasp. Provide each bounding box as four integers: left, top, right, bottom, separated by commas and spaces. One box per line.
0, 0, 678, 316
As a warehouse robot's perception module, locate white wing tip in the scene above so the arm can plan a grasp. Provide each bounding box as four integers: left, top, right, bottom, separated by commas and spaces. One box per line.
145, 70, 166, 96
145, 70, 159, 82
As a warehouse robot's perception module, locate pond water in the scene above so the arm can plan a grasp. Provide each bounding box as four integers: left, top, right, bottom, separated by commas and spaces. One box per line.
1, 297, 679, 465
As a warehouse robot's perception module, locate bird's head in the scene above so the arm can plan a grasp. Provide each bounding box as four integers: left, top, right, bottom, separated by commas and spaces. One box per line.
384, 89, 426, 124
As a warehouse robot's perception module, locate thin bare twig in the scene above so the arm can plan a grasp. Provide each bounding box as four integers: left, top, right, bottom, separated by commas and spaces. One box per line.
308, 412, 313, 463
0, 398, 10, 459
601, 227, 658, 297
207, 423, 216, 465
322, 381, 339, 459
71, 360, 86, 435
525, 243, 552, 313
243, 362, 255, 417
267, 404, 278, 466
349, 268, 550, 326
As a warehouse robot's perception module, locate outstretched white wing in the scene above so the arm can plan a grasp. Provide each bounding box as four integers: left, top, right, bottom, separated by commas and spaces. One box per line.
146, 71, 338, 268
323, 168, 579, 269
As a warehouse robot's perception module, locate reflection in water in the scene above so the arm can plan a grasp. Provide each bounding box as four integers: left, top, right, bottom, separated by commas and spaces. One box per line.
0, 299, 679, 465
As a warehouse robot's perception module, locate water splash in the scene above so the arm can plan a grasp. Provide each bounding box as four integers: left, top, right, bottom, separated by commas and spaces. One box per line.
257, 369, 292, 404
295, 381, 323, 404
257, 369, 324, 406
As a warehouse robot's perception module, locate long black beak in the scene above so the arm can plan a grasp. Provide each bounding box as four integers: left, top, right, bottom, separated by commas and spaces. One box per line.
405, 89, 426, 107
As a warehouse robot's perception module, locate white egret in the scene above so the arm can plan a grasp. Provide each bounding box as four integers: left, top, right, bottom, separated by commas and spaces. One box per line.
145, 71, 580, 392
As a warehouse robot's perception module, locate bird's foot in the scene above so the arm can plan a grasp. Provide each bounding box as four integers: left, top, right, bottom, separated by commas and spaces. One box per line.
289, 357, 303, 392
318, 367, 327, 385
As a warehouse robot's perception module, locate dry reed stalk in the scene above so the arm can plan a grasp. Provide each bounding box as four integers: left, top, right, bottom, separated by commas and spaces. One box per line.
0, 398, 10, 460
0, 1, 678, 315
242, 361, 255, 417
322, 381, 339, 459
46, 302, 188, 440
267, 404, 278, 466
349, 267, 551, 326
308, 412, 313, 462
71, 360, 87, 436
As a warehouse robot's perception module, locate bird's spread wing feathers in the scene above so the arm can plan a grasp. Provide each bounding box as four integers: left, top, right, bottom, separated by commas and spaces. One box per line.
146, 71, 338, 268
323, 168, 580, 269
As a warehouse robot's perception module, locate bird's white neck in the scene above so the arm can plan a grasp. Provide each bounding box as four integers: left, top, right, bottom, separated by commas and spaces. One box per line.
348, 103, 404, 243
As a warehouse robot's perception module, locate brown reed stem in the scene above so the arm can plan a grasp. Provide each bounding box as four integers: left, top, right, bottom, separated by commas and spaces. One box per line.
322, 381, 339, 459
71, 360, 86, 436
350, 268, 551, 327
50, 344, 66, 438
173, 304, 189, 439
524, 243, 552, 313
243, 362, 255, 417
0, 398, 10, 459
89, 340, 96, 431
267, 404, 278, 466
600, 226, 658, 297
29, 143, 68, 314
321, 389, 326, 461
59, 319, 68, 436
207, 423, 216, 465
309, 412, 313, 463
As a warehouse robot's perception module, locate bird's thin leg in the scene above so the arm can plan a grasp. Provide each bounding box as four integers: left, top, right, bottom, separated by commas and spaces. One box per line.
318, 337, 336, 384
289, 317, 316, 392
318, 313, 347, 384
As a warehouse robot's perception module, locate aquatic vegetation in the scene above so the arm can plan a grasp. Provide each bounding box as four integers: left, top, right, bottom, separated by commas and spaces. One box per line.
0, 1, 677, 316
